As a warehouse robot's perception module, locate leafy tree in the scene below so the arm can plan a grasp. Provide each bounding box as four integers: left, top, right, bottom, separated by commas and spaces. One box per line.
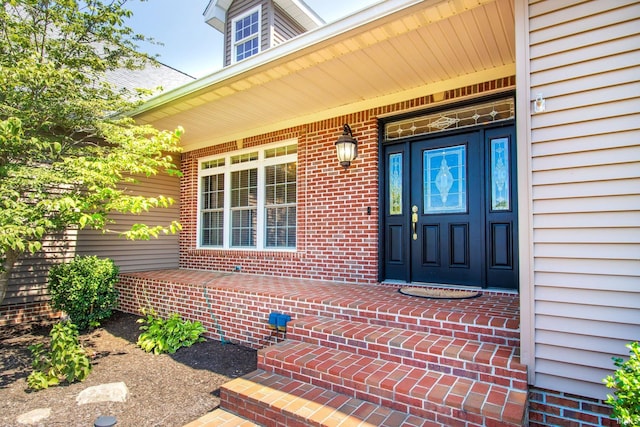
0, 0, 183, 305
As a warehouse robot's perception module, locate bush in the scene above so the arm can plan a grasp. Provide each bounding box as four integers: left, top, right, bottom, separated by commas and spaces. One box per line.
48, 255, 119, 330
27, 321, 92, 390
604, 342, 640, 427
137, 309, 206, 355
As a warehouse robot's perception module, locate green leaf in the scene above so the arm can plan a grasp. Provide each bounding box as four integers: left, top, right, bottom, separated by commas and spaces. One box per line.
604, 342, 640, 427
27, 321, 91, 391
0, 1, 182, 305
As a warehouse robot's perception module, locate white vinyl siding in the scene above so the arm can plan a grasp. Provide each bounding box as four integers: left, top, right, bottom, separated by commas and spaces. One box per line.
527, 0, 640, 399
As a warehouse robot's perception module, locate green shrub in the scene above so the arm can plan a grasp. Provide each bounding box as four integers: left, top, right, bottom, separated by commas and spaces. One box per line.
604, 342, 640, 427
27, 321, 92, 390
48, 255, 119, 330
137, 309, 206, 355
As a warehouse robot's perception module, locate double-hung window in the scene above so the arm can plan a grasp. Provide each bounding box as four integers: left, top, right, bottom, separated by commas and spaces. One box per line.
198, 142, 297, 250
232, 6, 260, 62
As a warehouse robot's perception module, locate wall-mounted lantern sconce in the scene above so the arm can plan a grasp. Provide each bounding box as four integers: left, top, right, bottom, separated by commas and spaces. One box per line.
335, 124, 358, 169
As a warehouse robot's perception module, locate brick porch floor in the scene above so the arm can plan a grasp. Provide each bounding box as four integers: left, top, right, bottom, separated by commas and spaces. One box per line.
117, 269, 524, 426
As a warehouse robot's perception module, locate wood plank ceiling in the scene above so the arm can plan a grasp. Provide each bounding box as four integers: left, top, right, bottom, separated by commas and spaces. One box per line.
134, 0, 515, 152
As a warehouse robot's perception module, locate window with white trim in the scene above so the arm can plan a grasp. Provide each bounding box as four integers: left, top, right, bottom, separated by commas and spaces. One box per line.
232, 6, 260, 62
198, 142, 297, 250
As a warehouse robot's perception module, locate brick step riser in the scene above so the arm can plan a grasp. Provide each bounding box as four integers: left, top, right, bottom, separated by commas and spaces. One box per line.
222, 385, 492, 427
326, 313, 520, 347
221, 386, 315, 427
287, 325, 527, 390
257, 352, 525, 427
219, 371, 439, 427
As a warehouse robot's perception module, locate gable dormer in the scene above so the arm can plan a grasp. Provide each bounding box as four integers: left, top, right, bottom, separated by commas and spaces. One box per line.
204, 0, 324, 66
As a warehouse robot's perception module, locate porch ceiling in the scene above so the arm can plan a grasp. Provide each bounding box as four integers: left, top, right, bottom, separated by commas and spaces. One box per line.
133, 0, 515, 152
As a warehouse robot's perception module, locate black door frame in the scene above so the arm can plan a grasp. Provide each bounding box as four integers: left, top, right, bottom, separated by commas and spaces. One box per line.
378, 95, 518, 289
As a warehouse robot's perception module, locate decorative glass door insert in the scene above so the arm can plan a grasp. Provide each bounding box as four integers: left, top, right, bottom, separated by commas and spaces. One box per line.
423, 145, 466, 214
491, 137, 510, 211
389, 153, 403, 215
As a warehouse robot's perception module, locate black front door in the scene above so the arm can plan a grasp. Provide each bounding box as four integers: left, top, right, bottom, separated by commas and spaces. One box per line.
382, 125, 518, 289
410, 131, 482, 285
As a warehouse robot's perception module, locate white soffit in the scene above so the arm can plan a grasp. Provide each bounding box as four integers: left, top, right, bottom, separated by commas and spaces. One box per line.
134, 0, 515, 152
276, 0, 324, 30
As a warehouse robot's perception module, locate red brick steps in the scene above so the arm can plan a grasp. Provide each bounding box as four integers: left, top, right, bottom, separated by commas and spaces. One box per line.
186, 284, 527, 427
220, 370, 434, 427
258, 340, 526, 426
287, 316, 527, 390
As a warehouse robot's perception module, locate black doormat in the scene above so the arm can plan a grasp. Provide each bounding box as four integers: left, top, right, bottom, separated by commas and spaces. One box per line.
398, 287, 481, 300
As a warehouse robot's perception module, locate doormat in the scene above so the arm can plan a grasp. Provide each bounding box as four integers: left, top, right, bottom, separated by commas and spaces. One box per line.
398, 287, 480, 300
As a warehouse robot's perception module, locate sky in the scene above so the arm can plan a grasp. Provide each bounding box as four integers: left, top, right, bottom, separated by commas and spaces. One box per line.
125, 0, 380, 78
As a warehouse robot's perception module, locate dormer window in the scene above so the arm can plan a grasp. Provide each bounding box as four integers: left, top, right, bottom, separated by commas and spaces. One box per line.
232, 6, 261, 62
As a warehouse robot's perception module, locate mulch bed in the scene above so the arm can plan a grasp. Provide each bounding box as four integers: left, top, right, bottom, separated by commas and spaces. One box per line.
0, 311, 257, 427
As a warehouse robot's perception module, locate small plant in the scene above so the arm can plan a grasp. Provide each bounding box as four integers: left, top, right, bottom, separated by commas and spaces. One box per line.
48, 255, 119, 330
136, 309, 206, 355
27, 321, 92, 390
604, 342, 640, 427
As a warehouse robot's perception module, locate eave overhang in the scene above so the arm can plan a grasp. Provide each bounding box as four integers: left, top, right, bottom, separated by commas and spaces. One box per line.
135, 0, 515, 152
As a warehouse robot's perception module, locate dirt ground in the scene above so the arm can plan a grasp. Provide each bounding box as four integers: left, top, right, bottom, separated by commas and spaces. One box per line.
0, 311, 257, 427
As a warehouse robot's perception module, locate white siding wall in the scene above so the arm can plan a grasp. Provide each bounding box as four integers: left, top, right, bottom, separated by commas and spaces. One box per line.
75, 172, 180, 273
528, 0, 640, 399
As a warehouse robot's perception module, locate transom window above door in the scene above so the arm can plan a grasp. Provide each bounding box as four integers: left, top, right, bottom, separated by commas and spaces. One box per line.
232, 6, 261, 62
198, 141, 297, 250
384, 97, 515, 141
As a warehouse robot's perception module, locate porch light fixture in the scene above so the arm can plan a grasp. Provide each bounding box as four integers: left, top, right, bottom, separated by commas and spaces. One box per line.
335, 124, 358, 169
533, 93, 546, 113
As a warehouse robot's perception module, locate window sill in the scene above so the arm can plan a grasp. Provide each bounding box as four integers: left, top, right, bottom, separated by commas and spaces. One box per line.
187, 248, 302, 259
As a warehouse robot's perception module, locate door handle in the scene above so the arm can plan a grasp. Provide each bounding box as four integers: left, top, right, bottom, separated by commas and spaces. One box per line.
411, 205, 418, 240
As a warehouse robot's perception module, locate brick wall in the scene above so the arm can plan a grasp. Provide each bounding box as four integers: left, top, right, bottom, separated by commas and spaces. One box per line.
116, 273, 369, 349
0, 77, 515, 325
179, 115, 381, 284
529, 388, 619, 427
0, 301, 60, 326
178, 77, 516, 283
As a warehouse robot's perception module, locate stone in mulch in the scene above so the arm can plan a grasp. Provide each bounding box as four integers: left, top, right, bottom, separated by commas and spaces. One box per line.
76, 382, 129, 405
15, 382, 128, 425
16, 408, 51, 425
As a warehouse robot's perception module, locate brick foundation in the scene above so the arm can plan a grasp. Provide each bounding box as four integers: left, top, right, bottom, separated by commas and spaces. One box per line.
116, 270, 619, 427
529, 388, 619, 427
117, 272, 310, 348
115, 271, 521, 350
0, 300, 60, 326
